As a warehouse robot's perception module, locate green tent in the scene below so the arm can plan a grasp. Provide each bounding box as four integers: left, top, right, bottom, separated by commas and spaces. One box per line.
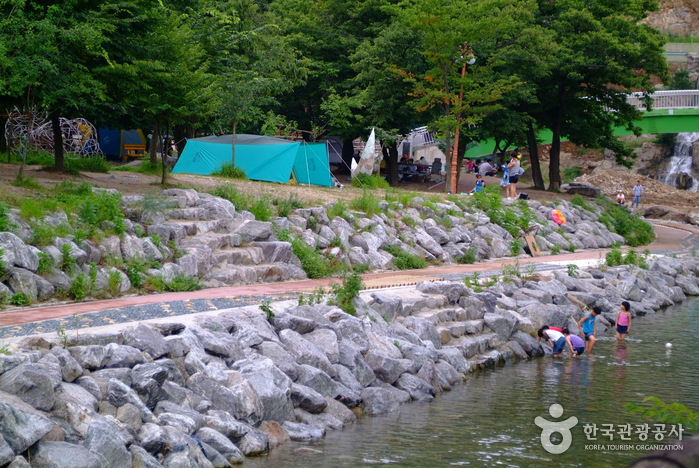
172, 134, 333, 187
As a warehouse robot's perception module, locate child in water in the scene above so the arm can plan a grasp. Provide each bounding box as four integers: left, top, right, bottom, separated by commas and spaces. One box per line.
616, 301, 632, 342
537, 326, 567, 358
562, 328, 585, 357
577, 306, 600, 353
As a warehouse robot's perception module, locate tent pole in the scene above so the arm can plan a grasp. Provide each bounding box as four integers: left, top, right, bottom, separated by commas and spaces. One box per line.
304, 144, 311, 188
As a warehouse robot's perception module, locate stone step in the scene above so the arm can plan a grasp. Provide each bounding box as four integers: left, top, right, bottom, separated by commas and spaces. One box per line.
450, 333, 500, 358
203, 263, 306, 288
437, 320, 485, 344
211, 246, 265, 266
165, 219, 227, 236
413, 307, 472, 325
180, 232, 242, 251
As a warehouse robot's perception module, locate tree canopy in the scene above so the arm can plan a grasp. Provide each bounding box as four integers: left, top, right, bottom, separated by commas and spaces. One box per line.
0, 0, 668, 186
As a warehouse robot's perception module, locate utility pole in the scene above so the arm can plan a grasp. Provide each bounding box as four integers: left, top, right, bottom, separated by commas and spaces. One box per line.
450, 42, 475, 194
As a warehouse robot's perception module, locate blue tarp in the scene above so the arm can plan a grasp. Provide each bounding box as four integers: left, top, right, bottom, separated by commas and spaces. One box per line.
172, 135, 332, 187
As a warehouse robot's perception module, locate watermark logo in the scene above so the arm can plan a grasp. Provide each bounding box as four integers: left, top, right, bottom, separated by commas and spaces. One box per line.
534, 404, 579, 454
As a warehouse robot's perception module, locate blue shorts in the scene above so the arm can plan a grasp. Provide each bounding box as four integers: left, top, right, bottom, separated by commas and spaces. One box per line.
553, 337, 567, 354
584, 332, 594, 341
616, 325, 628, 335
573, 347, 585, 356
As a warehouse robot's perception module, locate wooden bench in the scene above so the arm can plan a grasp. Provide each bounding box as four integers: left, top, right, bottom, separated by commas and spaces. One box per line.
122, 144, 146, 161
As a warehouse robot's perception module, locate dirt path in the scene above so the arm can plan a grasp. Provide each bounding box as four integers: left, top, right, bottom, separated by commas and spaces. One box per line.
0, 223, 694, 330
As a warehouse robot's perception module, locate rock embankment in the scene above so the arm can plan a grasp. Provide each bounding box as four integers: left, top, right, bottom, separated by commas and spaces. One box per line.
0, 256, 697, 466
0, 186, 627, 306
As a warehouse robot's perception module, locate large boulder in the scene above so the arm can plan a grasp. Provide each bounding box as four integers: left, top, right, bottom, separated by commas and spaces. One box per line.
0, 395, 54, 453
31, 441, 105, 468
0, 364, 56, 411
123, 324, 170, 359
0, 233, 39, 271
360, 387, 409, 415
84, 421, 132, 468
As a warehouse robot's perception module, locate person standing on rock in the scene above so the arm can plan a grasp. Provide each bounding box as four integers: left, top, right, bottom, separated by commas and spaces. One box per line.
577, 306, 600, 354
615, 301, 632, 343
506, 152, 522, 200
631, 181, 643, 208
537, 326, 567, 358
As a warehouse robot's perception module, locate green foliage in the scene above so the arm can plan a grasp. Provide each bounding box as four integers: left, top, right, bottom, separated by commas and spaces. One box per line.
327, 200, 347, 220
0, 202, 12, 232
12, 175, 43, 190
250, 197, 273, 222
384, 245, 426, 270
36, 252, 54, 275
509, 238, 522, 257
566, 264, 579, 277
66, 156, 111, 174
457, 247, 476, 264
570, 195, 594, 212
69, 274, 88, 301
259, 299, 275, 320
125, 259, 147, 289
351, 173, 390, 189
668, 68, 695, 90
350, 190, 381, 216
329, 271, 363, 316
213, 164, 248, 179
626, 397, 699, 433
471, 186, 522, 236
598, 204, 654, 246
463, 272, 482, 292
280, 231, 340, 279
298, 287, 326, 306
562, 167, 582, 184
401, 216, 417, 228
10, 292, 30, 306
567, 243, 576, 252
273, 196, 303, 217
209, 185, 255, 214
605, 248, 648, 269
148, 274, 202, 292
0, 343, 9, 355
60, 244, 76, 272
107, 270, 122, 297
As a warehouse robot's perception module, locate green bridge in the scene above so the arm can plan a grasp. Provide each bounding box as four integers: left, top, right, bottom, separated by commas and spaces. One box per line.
465, 90, 699, 158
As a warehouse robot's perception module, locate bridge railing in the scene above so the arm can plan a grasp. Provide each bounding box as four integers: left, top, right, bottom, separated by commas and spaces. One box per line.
628, 90, 699, 110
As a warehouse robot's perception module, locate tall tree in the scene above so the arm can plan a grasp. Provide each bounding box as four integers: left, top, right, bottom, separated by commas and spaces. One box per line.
529, 0, 667, 190
0, 0, 112, 171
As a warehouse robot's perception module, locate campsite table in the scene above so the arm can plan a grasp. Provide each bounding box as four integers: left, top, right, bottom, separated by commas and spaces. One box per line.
398, 163, 430, 182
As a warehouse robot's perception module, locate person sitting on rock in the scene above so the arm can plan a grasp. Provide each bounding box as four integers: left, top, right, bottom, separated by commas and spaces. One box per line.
616, 190, 625, 206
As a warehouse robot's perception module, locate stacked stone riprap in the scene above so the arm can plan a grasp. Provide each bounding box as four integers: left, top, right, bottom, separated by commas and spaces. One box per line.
0, 256, 697, 466
0, 187, 628, 305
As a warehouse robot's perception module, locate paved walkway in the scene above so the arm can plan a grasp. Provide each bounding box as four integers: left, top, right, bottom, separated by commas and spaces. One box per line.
0, 222, 696, 340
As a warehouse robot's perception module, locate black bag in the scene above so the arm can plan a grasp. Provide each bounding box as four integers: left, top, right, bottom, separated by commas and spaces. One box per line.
519, 192, 529, 200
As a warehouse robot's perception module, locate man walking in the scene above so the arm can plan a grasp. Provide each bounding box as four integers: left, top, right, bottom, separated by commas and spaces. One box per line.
631, 180, 643, 208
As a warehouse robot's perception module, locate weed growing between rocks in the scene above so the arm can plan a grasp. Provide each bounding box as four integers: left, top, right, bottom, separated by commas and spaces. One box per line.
597, 199, 654, 246
298, 287, 326, 306
273, 195, 303, 217
605, 248, 649, 269
384, 245, 426, 270
350, 190, 382, 217
570, 195, 594, 212
147, 274, 202, 292
10, 292, 30, 306
567, 264, 579, 277
550, 244, 561, 255
457, 247, 477, 264
327, 200, 347, 219
276, 228, 342, 279
329, 270, 363, 315
259, 300, 275, 320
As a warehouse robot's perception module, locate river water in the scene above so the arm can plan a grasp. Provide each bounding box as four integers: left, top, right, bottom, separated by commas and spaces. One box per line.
247, 298, 699, 467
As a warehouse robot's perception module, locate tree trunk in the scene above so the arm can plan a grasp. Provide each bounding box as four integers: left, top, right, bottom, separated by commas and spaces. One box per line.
385, 144, 399, 186
444, 136, 452, 193
548, 114, 563, 191
150, 120, 160, 165
527, 122, 545, 190
231, 119, 237, 166
160, 149, 168, 185
51, 110, 64, 172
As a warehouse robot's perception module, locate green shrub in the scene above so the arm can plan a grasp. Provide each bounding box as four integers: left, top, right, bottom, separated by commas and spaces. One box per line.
567, 243, 577, 252
457, 247, 477, 264
401, 216, 417, 228
32, 222, 71, 246
327, 200, 347, 220
69, 274, 88, 301
510, 238, 522, 256
562, 166, 582, 183
350, 190, 381, 216
249, 197, 273, 221
570, 195, 594, 212
626, 396, 699, 433
598, 204, 654, 246
606, 248, 649, 269
0, 202, 12, 232
470, 185, 521, 236
212, 164, 248, 179
384, 245, 426, 270
273, 196, 303, 217
567, 264, 579, 277
351, 173, 390, 189
329, 270, 364, 316
550, 243, 561, 255
66, 156, 111, 173
148, 274, 202, 292
10, 292, 30, 306
60, 244, 76, 272
107, 270, 122, 297
37, 251, 54, 275
289, 237, 335, 278
605, 248, 623, 267
125, 259, 147, 288
208, 185, 254, 213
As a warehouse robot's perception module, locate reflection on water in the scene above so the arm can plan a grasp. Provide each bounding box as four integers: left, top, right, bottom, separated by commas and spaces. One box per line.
247, 299, 699, 467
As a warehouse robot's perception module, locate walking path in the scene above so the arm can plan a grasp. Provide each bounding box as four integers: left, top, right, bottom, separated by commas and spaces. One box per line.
0, 222, 697, 340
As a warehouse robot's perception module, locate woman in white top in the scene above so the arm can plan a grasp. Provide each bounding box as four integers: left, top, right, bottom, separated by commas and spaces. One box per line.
506, 153, 522, 200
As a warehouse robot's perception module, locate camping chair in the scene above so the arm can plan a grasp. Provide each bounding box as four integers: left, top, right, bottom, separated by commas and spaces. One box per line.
428, 158, 443, 182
